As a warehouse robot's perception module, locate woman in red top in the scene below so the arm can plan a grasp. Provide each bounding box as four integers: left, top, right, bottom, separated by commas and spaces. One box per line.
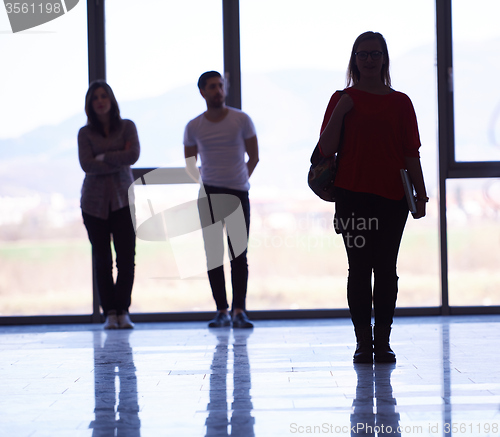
319, 32, 427, 364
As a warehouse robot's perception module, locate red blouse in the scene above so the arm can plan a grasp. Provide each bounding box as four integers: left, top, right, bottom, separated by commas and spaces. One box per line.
320, 88, 421, 200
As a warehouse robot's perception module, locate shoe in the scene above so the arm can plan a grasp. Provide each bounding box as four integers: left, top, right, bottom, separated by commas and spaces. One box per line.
374, 326, 396, 363
232, 312, 254, 329
353, 325, 373, 364
208, 312, 231, 328
118, 312, 135, 329
103, 312, 119, 330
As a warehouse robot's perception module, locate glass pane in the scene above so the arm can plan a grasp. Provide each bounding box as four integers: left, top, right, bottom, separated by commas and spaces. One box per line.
453, 0, 500, 161
105, 0, 223, 313
240, 0, 439, 309
0, 3, 90, 315
447, 178, 500, 306
105, 0, 223, 168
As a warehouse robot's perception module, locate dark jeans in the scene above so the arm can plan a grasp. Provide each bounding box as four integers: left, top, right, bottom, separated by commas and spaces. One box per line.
83, 206, 136, 316
335, 188, 408, 328
198, 185, 251, 311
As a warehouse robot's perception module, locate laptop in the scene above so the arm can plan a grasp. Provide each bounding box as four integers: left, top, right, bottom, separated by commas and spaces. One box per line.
400, 169, 417, 214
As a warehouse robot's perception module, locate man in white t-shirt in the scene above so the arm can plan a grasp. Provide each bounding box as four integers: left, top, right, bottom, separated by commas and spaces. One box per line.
184, 71, 259, 329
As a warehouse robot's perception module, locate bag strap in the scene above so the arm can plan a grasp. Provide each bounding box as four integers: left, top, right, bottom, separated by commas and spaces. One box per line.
312, 90, 347, 164
336, 90, 346, 158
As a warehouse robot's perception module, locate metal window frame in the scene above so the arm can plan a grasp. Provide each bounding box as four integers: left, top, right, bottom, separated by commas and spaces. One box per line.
1, 0, 499, 326
436, 0, 500, 317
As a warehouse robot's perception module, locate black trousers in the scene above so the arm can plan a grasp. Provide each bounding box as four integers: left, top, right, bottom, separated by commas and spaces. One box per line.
335, 188, 408, 328
198, 185, 251, 311
83, 206, 136, 316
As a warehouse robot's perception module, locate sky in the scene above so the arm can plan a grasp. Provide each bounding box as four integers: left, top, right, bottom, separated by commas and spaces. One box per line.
0, 0, 499, 140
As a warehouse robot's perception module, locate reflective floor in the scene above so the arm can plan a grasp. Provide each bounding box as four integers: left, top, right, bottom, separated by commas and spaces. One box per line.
1, 316, 500, 436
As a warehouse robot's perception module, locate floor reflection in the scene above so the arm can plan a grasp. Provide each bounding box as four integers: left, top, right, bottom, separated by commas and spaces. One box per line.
441, 321, 452, 429
351, 364, 400, 436
89, 330, 141, 437
205, 329, 255, 437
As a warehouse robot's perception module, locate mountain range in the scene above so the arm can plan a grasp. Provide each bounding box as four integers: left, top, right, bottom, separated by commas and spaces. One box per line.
1, 40, 499, 203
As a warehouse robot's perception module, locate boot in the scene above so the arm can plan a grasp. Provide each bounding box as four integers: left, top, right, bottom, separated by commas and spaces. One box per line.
353, 326, 373, 364
373, 326, 396, 363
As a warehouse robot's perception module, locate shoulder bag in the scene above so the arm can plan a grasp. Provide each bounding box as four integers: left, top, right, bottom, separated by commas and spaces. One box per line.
307, 91, 345, 202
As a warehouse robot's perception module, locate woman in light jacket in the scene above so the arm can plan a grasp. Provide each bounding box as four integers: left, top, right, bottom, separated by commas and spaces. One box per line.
78, 80, 140, 329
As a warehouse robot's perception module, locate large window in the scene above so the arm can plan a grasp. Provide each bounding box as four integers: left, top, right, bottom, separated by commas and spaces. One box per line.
105, 0, 223, 312
105, 0, 223, 169
452, 0, 500, 162
0, 3, 89, 315
446, 0, 500, 309
240, 0, 440, 309
447, 179, 500, 306
3, 1, 498, 320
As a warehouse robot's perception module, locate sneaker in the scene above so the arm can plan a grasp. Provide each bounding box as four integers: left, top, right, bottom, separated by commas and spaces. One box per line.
232, 312, 254, 329
118, 312, 135, 329
103, 312, 119, 330
208, 312, 231, 328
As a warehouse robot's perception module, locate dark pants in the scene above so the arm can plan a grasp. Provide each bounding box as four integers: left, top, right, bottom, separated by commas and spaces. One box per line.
83, 206, 136, 316
335, 188, 408, 328
198, 185, 251, 311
